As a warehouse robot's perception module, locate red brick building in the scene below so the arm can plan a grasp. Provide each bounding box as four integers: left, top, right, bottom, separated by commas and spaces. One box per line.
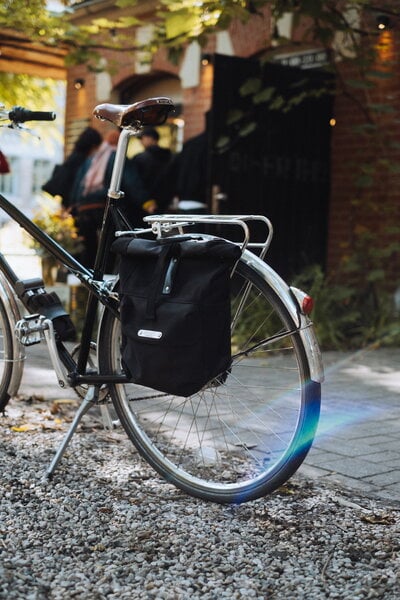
65, 1, 399, 284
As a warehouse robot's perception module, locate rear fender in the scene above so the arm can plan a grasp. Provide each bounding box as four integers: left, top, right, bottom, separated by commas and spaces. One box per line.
241, 250, 324, 383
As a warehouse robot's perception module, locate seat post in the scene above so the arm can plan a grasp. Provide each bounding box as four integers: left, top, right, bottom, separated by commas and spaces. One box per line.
108, 128, 132, 199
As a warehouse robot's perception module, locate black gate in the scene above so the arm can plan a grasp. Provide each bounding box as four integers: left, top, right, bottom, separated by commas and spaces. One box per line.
209, 54, 333, 278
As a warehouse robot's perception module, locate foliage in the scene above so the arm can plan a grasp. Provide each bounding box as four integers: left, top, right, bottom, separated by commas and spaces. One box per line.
150, 1, 397, 58
1, 2, 399, 72
1, 2, 399, 112
0, 74, 63, 141
0, 0, 140, 74
231, 259, 400, 353
27, 197, 83, 257
0, 73, 55, 107
231, 287, 285, 351
292, 264, 400, 351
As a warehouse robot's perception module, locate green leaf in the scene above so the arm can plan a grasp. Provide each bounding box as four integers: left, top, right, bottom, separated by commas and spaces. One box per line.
355, 174, 373, 188
116, 0, 138, 7
118, 16, 142, 27
164, 10, 199, 40
287, 92, 307, 107
346, 79, 374, 90
226, 109, 244, 125
253, 86, 276, 104
351, 123, 377, 134
269, 96, 285, 110
239, 77, 262, 97
366, 269, 385, 283
238, 121, 257, 137
215, 135, 230, 151
366, 69, 394, 79
368, 103, 396, 114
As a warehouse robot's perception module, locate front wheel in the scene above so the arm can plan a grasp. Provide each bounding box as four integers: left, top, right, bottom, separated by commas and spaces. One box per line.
0, 294, 16, 411
99, 258, 321, 503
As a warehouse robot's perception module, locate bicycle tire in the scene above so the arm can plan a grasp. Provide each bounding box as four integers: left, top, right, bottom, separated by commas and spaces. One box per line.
0, 294, 15, 411
98, 256, 321, 503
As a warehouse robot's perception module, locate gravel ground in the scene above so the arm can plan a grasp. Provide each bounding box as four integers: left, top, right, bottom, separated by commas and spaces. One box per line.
1, 394, 399, 600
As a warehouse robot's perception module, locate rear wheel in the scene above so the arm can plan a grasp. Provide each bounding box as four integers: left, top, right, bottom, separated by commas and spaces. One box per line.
99, 258, 320, 503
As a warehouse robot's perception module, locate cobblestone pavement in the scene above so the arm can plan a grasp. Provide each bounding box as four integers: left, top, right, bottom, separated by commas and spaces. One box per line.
300, 347, 400, 503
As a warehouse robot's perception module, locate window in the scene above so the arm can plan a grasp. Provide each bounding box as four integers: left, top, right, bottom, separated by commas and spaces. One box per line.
0, 156, 19, 195
33, 159, 54, 194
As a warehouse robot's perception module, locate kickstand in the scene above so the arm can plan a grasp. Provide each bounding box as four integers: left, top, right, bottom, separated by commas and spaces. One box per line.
46, 386, 99, 479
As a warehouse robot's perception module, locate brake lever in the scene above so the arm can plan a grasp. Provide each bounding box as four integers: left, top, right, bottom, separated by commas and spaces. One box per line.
4, 122, 41, 139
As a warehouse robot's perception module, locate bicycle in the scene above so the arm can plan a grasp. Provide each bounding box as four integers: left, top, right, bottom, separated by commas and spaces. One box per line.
0, 97, 324, 504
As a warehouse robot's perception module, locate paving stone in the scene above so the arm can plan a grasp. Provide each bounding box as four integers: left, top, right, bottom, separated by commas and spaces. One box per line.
363, 470, 400, 487
361, 451, 400, 464
302, 347, 400, 498
315, 456, 394, 479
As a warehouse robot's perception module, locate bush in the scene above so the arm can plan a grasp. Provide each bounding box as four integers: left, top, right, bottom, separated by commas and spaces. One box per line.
292, 264, 400, 350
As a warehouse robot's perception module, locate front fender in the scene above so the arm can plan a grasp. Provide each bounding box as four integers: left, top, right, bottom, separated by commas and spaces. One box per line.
0, 270, 25, 396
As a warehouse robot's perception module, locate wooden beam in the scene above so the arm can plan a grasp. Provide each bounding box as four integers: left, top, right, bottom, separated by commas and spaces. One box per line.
0, 57, 66, 79
0, 30, 66, 80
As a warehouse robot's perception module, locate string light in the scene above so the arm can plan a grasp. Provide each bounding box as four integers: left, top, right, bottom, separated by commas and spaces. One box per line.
376, 15, 391, 31
73, 78, 85, 90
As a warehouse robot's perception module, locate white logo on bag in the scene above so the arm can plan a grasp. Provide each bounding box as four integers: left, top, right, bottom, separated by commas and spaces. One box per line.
138, 329, 162, 340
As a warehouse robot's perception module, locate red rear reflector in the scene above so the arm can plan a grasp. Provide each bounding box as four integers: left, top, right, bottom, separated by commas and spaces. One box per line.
302, 295, 314, 315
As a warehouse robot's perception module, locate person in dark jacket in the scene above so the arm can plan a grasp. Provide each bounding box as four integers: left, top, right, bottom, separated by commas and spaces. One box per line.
42, 127, 103, 210
71, 130, 148, 267
173, 131, 208, 206
130, 127, 174, 214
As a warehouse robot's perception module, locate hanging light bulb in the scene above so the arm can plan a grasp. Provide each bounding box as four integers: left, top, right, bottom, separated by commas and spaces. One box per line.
376, 15, 391, 31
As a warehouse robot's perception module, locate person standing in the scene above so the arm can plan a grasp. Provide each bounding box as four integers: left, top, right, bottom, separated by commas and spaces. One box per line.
42, 127, 103, 211
130, 127, 174, 214
173, 131, 208, 208
72, 129, 149, 267
70, 130, 117, 267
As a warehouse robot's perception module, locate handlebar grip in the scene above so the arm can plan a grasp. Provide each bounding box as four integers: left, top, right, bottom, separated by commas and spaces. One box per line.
9, 107, 56, 123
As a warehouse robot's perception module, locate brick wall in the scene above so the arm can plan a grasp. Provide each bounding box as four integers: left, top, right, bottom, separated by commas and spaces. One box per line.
64, 3, 399, 283
65, 5, 272, 146
327, 28, 400, 285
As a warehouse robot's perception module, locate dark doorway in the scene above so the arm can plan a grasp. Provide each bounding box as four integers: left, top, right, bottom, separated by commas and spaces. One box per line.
209, 54, 333, 279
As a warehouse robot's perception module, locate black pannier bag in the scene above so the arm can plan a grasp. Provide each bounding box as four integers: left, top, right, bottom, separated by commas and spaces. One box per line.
111, 235, 241, 397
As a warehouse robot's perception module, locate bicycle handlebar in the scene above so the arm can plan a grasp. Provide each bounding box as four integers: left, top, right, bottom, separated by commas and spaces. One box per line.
6, 107, 56, 123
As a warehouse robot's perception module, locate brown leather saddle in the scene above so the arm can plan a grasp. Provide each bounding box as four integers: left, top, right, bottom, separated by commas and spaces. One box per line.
93, 97, 175, 129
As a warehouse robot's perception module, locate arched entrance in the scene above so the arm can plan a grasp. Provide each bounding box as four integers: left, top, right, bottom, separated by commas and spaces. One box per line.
117, 72, 183, 154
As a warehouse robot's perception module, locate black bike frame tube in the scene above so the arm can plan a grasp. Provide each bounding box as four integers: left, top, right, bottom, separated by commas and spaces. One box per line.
0, 192, 93, 280
0, 251, 20, 285
72, 374, 129, 385
76, 288, 99, 375
76, 196, 117, 374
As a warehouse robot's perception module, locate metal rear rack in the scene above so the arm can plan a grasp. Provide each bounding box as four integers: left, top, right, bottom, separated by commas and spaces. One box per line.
141, 214, 273, 261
